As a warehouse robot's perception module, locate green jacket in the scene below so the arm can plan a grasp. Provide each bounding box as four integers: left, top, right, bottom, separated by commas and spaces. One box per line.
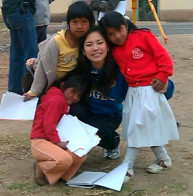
90, 0, 120, 12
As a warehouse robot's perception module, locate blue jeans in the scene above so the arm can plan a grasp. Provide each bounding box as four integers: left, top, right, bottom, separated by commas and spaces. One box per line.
3, 9, 38, 94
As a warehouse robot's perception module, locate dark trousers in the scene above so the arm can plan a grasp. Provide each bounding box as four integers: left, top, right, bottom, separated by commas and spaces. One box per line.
69, 103, 121, 150
36, 25, 47, 44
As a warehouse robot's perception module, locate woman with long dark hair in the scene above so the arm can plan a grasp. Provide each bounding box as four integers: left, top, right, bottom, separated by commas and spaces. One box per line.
70, 26, 128, 159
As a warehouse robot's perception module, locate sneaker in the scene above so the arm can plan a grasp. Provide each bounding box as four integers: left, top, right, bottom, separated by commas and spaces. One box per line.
123, 168, 134, 183
146, 159, 172, 174
104, 147, 120, 160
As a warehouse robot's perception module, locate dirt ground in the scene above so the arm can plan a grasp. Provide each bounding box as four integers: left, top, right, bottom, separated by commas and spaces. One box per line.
0, 23, 193, 196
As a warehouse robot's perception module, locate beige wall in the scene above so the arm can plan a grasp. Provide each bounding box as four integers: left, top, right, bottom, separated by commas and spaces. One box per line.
159, 0, 193, 21
49, 0, 193, 22
160, 0, 193, 10
159, 10, 193, 21
0, 0, 193, 22
49, 0, 132, 22
50, 0, 71, 14
49, 0, 133, 13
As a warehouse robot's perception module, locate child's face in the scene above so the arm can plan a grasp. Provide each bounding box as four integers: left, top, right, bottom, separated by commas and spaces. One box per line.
63, 87, 82, 105
106, 25, 128, 46
69, 17, 90, 38
83, 31, 108, 68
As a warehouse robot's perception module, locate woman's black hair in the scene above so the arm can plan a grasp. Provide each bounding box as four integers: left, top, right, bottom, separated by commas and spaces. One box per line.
67, 1, 95, 27
77, 25, 118, 96
53, 70, 90, 96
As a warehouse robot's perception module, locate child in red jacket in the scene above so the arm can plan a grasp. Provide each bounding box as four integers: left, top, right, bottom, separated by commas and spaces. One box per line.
30, 72, 88, 186
100, 12, 179, 182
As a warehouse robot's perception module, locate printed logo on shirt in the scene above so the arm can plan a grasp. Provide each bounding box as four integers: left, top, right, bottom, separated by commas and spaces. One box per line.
132, 48, 143, 59
89, 90, 115, 101
63, 55, 76, 64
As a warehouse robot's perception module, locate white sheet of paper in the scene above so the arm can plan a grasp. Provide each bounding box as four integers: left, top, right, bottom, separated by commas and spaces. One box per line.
94, 162, 128, 191
67, 171, 106, 187
0, 92, 39, 120
73, 135, 100, 157
98, 1, 126, 20
79, 120, 98, 136
57, 115, 100, 156
66, 162, 128, 191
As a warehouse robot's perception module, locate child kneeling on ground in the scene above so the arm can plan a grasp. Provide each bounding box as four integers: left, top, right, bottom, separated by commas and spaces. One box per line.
30, 72, 89, 186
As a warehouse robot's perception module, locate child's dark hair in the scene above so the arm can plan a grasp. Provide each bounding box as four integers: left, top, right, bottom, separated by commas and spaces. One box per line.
53, 70, 90, 96
67, 1, 95, 27
99, 11, 138, 34
99, 11, 150, 38
77, 25, 118, 96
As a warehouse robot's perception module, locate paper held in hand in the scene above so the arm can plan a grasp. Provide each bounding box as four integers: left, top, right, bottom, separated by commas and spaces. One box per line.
56, 114, 101, 157
0, 92, 39, 120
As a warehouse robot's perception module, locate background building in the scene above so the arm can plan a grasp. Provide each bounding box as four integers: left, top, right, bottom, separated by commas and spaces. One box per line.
0, 0, 193, 22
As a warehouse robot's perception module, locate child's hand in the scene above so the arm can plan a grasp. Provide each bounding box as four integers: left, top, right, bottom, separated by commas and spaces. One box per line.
151, 78, 167, 93
56, 141, 69, 150
86, 0, 91, 5
23, 93, 34, 102
26, 58, 35, 68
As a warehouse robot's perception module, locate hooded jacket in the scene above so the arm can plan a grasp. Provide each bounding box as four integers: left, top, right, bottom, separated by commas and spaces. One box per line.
33, 0, 52, 27
30, 86, 68, 143
28, 29, 78, 96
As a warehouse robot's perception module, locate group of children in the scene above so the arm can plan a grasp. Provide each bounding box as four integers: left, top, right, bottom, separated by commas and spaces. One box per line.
27, 1, 179, 187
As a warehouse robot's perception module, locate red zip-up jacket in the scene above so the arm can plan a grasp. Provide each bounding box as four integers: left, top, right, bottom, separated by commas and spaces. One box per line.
112, 30, 173, 87
30, 87, 68, 144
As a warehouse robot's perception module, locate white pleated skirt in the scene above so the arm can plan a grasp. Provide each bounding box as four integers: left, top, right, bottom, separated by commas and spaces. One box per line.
122, 86, 179, 148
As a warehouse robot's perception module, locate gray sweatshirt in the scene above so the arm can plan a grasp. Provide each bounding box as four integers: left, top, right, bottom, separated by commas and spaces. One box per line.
33, 0, 54, 26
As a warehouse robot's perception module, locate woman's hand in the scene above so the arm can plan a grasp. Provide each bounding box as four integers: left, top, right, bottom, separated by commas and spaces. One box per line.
23, 92, 34, 102
56, 141, 69, 150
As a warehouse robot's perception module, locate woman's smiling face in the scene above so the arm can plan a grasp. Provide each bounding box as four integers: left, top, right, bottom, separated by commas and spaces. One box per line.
83, 31, 108, 69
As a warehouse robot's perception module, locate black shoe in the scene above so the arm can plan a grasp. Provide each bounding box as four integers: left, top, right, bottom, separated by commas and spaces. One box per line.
176, 122, 180, 128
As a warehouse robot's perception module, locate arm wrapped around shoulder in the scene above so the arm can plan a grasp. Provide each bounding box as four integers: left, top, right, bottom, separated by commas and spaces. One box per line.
164, 79, 174, 100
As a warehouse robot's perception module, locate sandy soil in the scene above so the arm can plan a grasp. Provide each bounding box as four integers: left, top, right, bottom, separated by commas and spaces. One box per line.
0, 24, 193, 196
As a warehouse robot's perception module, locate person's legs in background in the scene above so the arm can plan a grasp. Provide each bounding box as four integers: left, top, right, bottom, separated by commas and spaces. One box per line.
36, 25, 48, 44
22, 10, 38, 90
4, 9, 38, 94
